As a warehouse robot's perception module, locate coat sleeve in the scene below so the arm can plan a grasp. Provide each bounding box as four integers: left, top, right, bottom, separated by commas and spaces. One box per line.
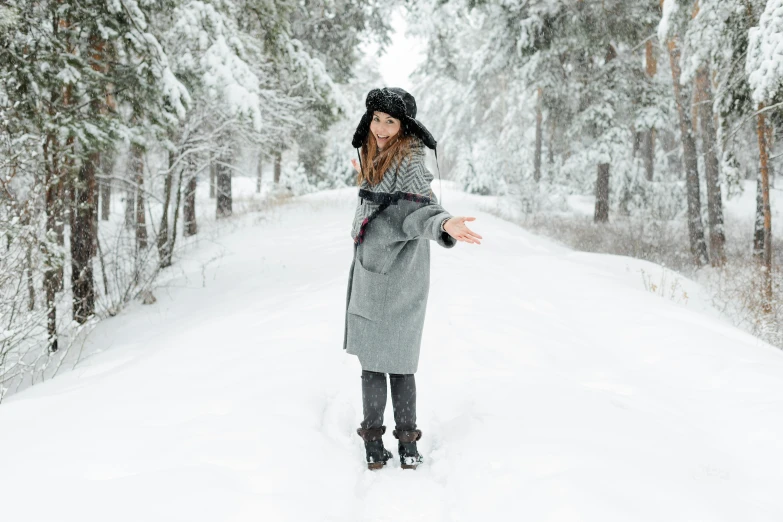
401, 187, 457, 249
401, 204, 456, 248
397, 145, 457, 248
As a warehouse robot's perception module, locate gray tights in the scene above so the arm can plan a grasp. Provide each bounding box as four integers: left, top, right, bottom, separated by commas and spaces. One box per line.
360, 370, 416, 431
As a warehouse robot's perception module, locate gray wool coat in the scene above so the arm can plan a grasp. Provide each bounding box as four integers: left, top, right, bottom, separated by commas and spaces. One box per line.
343, 138, 456, 374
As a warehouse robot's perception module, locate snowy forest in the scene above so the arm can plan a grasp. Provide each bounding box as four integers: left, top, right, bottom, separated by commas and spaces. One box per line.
3, 1, 783, 518
1, 0, 783, 394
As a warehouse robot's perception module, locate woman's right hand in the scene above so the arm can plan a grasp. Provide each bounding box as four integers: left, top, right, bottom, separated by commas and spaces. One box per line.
350, 158, 361, 174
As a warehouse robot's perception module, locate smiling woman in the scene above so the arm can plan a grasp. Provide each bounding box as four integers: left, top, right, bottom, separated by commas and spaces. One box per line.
353, 108, 414, 187
344, 87, 483, 472
371, 111, 401, 149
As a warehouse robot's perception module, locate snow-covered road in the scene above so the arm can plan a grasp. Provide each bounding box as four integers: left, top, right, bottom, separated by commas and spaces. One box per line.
2, 184, 783, 521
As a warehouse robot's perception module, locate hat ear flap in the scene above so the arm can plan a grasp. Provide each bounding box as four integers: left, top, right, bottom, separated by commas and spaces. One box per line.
406, 119, 437, 150
352, 112, 373, 149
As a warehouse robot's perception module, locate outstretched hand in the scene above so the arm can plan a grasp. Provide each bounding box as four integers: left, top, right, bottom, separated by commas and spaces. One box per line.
350, 158, 361, 174
444, 217, 482, 245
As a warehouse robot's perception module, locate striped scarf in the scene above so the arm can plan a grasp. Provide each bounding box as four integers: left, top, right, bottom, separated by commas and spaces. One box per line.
351, 138, 436, 243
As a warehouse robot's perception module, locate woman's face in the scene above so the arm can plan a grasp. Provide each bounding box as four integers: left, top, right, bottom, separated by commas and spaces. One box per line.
369, 111, 401, 149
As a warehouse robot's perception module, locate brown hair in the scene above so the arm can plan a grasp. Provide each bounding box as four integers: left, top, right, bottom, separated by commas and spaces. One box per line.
357, 128, 415, 187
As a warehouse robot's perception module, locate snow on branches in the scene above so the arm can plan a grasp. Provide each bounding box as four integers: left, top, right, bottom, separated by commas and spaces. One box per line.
747, 0, 783, 104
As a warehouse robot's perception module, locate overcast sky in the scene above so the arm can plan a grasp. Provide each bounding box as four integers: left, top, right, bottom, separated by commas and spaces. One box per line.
363, 8, 425, 92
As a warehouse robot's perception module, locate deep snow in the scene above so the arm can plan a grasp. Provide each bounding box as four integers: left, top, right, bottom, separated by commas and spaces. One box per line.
1, 181, 783, 521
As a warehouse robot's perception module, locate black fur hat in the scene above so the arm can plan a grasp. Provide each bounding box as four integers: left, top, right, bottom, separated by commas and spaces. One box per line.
351, 87, 437, 150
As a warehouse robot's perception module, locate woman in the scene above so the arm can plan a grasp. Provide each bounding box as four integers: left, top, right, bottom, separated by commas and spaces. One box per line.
343, 87, 483, 470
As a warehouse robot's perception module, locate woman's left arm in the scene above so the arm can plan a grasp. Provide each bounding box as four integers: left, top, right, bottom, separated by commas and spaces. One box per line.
401, 194, 483, 247
398, 153, 482, 247
401, 202, 457, 248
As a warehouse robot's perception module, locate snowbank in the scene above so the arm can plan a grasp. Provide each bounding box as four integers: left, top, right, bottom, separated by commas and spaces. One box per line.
1, 185, 782, 521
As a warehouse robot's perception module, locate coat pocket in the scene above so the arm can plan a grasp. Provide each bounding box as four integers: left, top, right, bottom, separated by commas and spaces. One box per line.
348, 257, 389, 322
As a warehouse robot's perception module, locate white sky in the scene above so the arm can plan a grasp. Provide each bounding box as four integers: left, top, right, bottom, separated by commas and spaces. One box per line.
363, 8, 425, 92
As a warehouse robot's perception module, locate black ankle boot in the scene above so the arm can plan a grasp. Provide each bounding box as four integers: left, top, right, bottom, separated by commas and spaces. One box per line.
393, 428, 423, 469
357, 426, 393, 470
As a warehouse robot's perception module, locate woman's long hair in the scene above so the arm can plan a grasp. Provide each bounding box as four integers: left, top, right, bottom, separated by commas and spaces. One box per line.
358, 128, 415, 186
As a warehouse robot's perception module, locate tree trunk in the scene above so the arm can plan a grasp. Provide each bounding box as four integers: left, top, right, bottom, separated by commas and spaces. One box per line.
756, 103, 773, 312
668, 39, 709, 266
209, 159, 216, 198
96, 151, 114, 221
633, 130, 642, 157
184, 174, 198, 236
594, 163, 610, 223
593, 44, 617, 223
73, 31, 104, 318
534, 87, 543, 182
548, 111, 557, 164
695, 66, 726, 266
256, 154, 264, 194
643, 40, 657, 182
131, 143, 148, 250
124, 184, 136, 229
274, 151, 282, 184
754, 171, 765, 257
45, 265, 58, 353
158, 148, 175, 268
57, 136, 73, 292
71, 151, 98, 323
216, 155, 233, 218
100, 154, 111, 221
643, 131, 655, 182
42, 134, 60, 351
766, 115, 775, 188
100, 178, 111, 221
26, 241, 35, 312
645, 39, 657, 77
92, 160, 99, 278
99, 38, 116, 224
170, 154, 186, 262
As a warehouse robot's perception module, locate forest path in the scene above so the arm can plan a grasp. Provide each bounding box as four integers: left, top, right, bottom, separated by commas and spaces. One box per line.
2, 183, 782, 521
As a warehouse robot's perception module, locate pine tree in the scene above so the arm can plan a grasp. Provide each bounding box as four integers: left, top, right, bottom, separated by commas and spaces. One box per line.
746, 0, 783, 310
